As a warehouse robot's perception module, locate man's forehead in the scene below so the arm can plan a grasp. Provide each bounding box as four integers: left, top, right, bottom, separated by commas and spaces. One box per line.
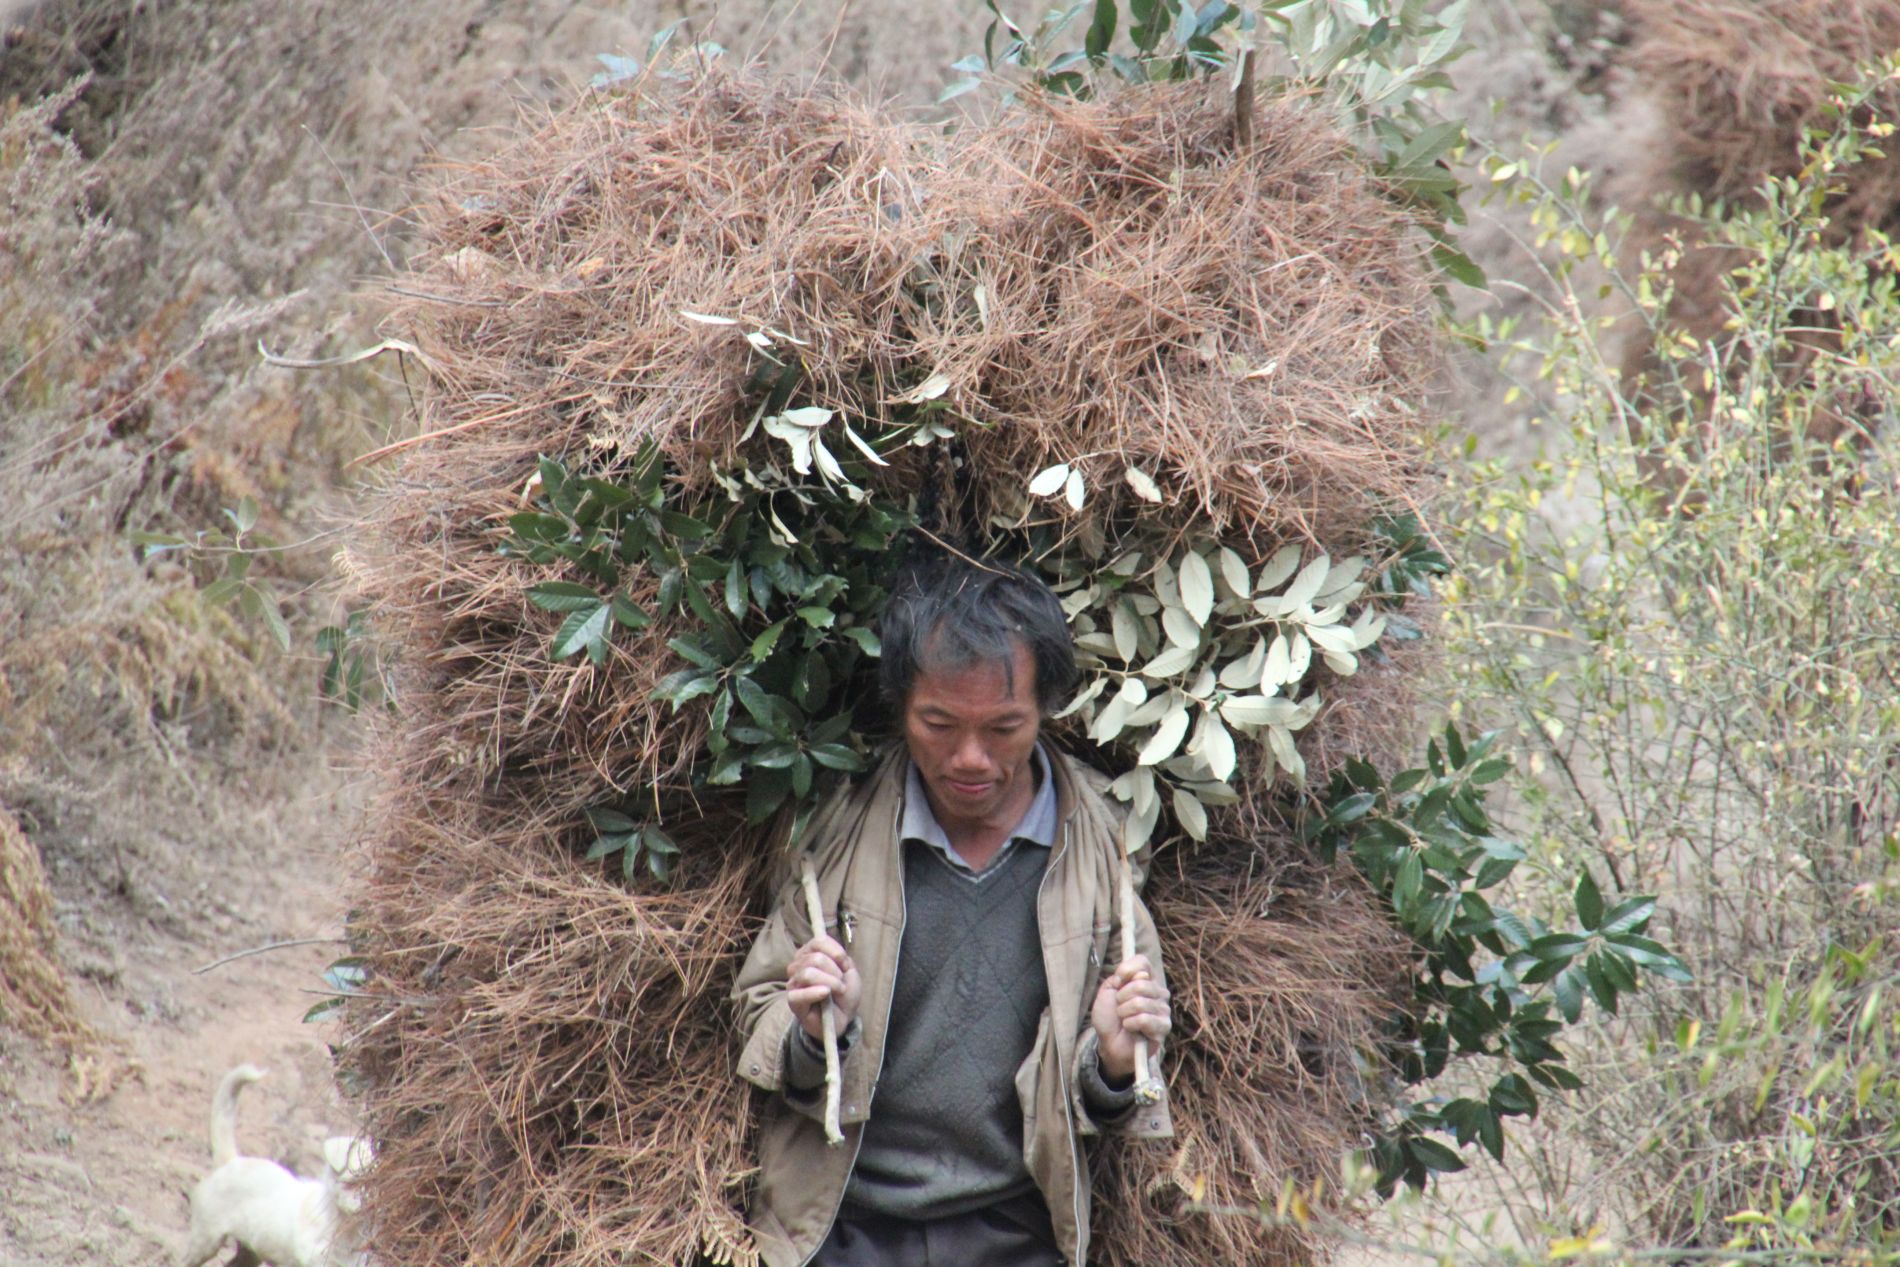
908, 640, 1039, 709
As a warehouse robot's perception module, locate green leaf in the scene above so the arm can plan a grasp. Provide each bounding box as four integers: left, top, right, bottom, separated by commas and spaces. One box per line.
751, 743, 798, 770
254, 588, 291, 652
1599, 896, 1656, 934
1394, 850, 1424, 911
725, 559, 748, 619
797, 605, 837, 629
1528, 933, 1590, 963
1552, 966, 1584, 1023
1444, 723, 1467, 768
1178, 551, 1215, 624
734, 675, 790, 731
1406, 1135, 1466, 1174
586, 807, 638, 834
1469, 756, 1509, 784
586, 832, 631, 860
303, 997, 345, 1023
552, 603, 611, 661
1574, 870, 1604, 931
746, 768, 791, 823
750, 619, 788, 662
653, 670, 719, 709
1430, 243, 1487, 289
809, 743, 864, 771
528, 581, 603, 612
224, 495, 260, 536
1605, 934, 1694, 981
610, 593, 651, 629
667, 636, 723, 671
842, 627, 881, 656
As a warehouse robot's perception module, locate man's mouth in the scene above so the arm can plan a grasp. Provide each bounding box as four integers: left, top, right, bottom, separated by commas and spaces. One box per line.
944, 777, 993, 797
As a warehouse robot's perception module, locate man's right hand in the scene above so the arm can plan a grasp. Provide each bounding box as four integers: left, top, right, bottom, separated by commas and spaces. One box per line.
786, 933, 862, 1042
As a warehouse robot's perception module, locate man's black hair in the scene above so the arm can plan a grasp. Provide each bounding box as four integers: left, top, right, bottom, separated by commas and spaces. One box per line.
878, 555, 1078, 715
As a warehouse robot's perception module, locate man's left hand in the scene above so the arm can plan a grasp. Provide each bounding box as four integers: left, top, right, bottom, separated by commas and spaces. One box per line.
1090, 953, 1170, 1085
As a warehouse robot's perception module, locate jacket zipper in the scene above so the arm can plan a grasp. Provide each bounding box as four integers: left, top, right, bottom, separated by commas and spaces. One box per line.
797, 797, 908, 1267
1038, 815, 1085, 1266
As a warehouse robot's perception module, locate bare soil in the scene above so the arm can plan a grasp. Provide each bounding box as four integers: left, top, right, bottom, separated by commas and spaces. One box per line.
0, 759, 358, 1267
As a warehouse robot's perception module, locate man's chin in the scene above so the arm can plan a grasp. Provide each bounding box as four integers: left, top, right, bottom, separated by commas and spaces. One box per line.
930, 778, 1005, 817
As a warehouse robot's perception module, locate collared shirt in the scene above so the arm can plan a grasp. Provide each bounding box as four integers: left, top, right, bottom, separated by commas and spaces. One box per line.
900, 744, 1058, 879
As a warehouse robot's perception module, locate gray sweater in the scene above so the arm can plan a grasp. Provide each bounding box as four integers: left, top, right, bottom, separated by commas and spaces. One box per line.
784, 756, 1136, 1220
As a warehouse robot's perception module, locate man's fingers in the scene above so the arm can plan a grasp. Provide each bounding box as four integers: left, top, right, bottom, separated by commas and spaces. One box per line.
1122, 1012, 1171, 1041
1114, 954, 1153, 980
787, 983, 833, 1010
804, 934, 852, 967
1114, 979, 1169, 1005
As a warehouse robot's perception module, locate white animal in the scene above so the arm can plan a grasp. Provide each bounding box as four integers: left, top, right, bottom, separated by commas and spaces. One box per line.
179, 1065, 372, 1267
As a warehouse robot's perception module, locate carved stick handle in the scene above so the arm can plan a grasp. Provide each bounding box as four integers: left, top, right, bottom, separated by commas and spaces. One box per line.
799, 857, 845, 1145
1118, 843, 1166, 1107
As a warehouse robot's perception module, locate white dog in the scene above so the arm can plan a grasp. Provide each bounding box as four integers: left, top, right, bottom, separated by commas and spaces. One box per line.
179, 1065, 373, 1267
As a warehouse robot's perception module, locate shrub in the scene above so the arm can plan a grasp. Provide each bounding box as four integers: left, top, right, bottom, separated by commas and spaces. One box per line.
1421, 61, 1900, 1260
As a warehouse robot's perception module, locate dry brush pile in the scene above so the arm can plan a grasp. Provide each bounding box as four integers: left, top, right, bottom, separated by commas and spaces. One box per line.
342, 70, 1439, 1267
1618, 0, 1900, 446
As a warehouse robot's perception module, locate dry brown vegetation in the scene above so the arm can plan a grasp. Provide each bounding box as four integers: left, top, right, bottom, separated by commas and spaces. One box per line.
343, 70, 1437, 1267
1617, 0, 1900, 456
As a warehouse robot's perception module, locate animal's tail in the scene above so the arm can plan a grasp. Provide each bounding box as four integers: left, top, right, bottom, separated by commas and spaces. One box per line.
208, 1064, 265, 1167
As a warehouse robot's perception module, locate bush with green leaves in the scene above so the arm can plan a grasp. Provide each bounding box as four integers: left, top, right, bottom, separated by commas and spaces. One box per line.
1401, 61, 1900, 1261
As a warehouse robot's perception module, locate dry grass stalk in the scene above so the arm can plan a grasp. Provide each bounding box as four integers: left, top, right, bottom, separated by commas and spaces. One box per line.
345, 70, 1436, 1267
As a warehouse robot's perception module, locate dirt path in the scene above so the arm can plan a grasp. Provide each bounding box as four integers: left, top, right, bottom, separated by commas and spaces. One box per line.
0, 762, 359, 1267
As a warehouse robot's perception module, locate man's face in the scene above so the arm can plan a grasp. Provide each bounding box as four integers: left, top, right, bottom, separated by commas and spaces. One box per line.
901, 638, 1043, 832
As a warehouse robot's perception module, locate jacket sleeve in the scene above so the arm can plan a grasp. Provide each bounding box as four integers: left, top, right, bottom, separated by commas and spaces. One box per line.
730, 862, 866, 1125
1072, 841, 1173, 1139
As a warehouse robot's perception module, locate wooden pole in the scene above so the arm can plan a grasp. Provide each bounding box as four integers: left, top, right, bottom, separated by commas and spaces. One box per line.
799, 857, 845, 1145
1235, 47, 1257, 155
1117, 832, 1167, 1107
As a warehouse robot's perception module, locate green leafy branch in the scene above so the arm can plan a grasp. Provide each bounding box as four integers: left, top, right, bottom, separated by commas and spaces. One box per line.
503, 434, 910, 844
131, 494, 294, 652
1306, 724, 1690, 1194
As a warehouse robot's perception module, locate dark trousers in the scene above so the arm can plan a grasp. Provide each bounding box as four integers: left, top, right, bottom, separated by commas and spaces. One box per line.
811, 1191, 1064, 1267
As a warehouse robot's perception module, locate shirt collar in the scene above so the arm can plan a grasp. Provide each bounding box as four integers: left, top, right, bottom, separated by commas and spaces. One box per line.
901, 743, 1058, 875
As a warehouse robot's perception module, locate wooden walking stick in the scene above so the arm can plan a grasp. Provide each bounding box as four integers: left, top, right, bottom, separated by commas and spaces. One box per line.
798, 856, 845, 1145
1116, 826, 1167, 1107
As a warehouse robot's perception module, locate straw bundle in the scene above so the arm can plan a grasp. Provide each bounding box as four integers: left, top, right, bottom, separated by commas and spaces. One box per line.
1620, 0, 1900, 451
1, 803, 96, 1049
344, 70, 1437, 1267
1628, 0, 1900, 226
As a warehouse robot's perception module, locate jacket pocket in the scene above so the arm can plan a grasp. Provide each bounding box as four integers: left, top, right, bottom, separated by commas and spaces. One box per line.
1015, 1007, 1052, 1171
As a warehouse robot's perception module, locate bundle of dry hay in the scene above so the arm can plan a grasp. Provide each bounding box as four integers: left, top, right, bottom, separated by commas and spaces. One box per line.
0, 802, 96, 1050
1619, 0, 1900, 450
344, 71, 1436, 1267
1628, 0, 1900, 224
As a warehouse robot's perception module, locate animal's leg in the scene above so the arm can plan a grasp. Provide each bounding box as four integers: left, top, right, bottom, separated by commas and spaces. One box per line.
176, 1224, 224, 1267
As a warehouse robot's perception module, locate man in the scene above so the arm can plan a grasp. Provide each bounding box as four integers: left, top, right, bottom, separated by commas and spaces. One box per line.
732, 556, 1173, 1267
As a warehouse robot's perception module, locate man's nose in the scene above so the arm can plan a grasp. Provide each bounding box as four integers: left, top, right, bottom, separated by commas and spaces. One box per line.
949, 732, 991, 771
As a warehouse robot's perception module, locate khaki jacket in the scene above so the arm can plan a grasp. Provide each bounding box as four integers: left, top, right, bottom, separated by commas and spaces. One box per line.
732, 747, 1173, 1267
